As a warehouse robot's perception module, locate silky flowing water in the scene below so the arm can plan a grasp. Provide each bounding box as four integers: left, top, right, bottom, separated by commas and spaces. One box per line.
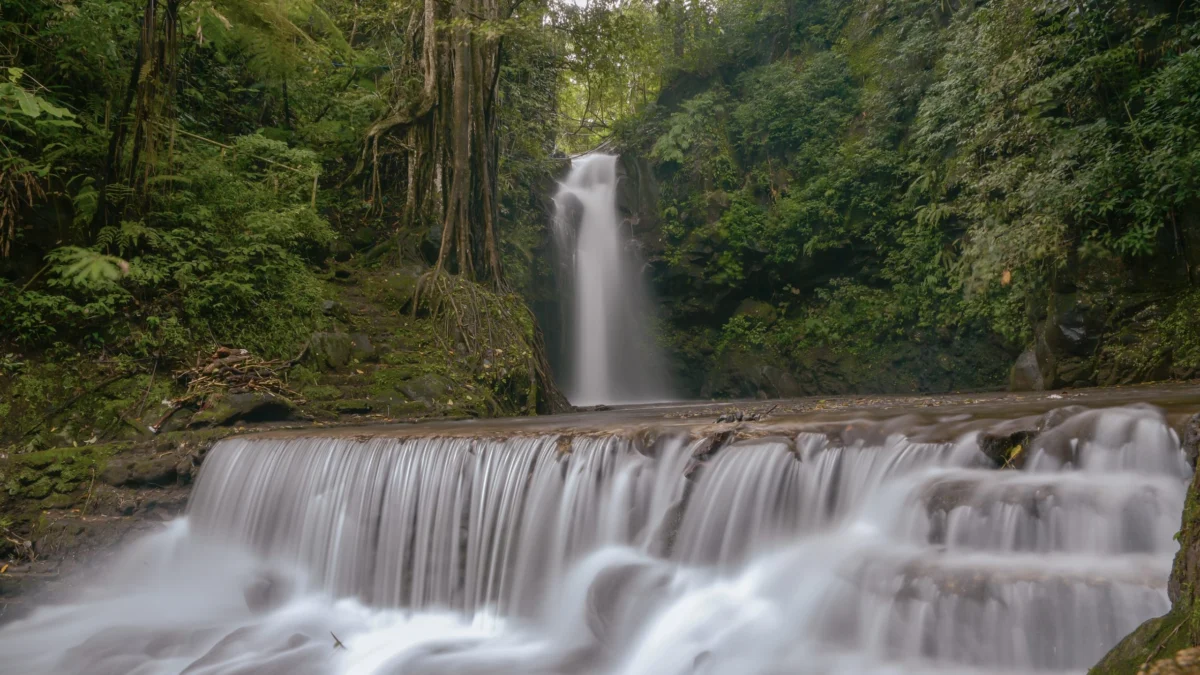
0, 398, 1192, 675
551, 154, 669, 405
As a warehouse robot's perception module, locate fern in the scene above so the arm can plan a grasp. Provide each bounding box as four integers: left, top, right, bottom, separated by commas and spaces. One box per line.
48, 246, 129, 287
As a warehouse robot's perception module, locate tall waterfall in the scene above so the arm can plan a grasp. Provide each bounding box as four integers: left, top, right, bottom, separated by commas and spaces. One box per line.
553, 154, 670, 405
0, 402, 1189, 675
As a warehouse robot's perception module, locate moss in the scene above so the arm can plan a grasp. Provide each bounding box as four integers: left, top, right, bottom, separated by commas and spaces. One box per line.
1090, 610, 1193, 674
1, 444, 118, 500
24, 477, 52, 499
369, 368, 420, 398
41, 493, 78, 510
302, 385, 342, 401
330, 399, 376, 414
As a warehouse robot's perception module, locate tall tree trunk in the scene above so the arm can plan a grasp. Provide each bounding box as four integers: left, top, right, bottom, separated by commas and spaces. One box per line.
364, 0, 506, 286
95, 0, 180, 232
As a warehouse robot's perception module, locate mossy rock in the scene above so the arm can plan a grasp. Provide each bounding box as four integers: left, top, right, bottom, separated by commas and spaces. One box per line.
188, 392, 299, 428
2, 445, 117, 501
330, 399, 375, 414
41, 493, 77, 510
734, 299, 778, 326
308, 332, 355, 370
400, 373, 453, 405
24, 477, 52, 499
1090, 610, 1194, 675
367, 264, 424, 312
302, 385, 343, 401
350, 333, 376, 362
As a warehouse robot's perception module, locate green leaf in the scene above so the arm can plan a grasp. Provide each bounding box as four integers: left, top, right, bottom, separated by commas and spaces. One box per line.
14, 89, 40, 118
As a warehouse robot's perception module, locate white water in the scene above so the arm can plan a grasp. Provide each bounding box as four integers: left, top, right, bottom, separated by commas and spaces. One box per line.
0, 404, 1189, 675
553, 154, 670, 405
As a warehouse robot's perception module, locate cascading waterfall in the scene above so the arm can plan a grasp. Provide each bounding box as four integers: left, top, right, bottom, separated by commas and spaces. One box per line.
0, 403, 1190, 675
552, 154, 670, 405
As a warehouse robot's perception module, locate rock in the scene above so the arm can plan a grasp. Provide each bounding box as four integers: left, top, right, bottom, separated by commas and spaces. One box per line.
1183, 413, 1200, 468
331, 399, 374, 414
400, 373, 453, 405
350, 333, 376, 361
40, 493, 76, 510
759, 365, 802, 398
978, 428, 1036, 468
188, 392, 299, 428
1009, 349, 1045, 391
308, 332, 354, 370
374, 268, 423, 313
128, 456, 179, 486
1141, 647, 1200, 675
1045, 292, 1102, 357
328, 238, 355, 263
101, 455, 179, 488
734, 299, 778, 326
321, 300, 350, 322
244, 572, 293, 613
976, 406, 1085, 469
174, 456, 197, 484
351, 226, 378, 251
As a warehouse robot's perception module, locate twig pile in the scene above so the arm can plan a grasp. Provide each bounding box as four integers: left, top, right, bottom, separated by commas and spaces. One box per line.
174, 346, 305, 407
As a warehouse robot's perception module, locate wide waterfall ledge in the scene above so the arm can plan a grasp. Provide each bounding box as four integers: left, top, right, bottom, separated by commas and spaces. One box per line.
1, 388, 1198, 675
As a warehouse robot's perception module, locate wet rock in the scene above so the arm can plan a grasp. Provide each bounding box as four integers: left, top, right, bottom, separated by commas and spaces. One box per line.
243, 572, 293, 613
308, 332, 354, 370
977, 406, 1085, 469
979, 428, 1035, 468
188, 392, 299, 428
1183, 413, 1200, 468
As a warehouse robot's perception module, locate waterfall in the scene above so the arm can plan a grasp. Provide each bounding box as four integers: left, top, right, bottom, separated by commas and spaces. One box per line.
552, 154, 670, 405
0, 404, 1189, 674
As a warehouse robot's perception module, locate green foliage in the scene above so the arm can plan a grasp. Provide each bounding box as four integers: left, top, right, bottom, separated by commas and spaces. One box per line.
627, 0, 1200, 390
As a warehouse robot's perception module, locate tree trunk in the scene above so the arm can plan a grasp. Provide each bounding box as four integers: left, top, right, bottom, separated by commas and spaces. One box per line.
365, 0, 506, 286
96, 0, 180, 231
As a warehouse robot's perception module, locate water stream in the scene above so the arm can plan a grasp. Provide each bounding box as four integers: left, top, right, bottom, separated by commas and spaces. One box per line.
552, 154, 670, 405
0, 398, 1190, 675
